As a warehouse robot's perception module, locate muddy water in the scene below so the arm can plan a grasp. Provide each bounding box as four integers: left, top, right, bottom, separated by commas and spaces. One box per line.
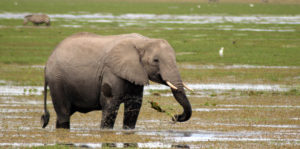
0, 85, 43, 96
1, 85, 300, 148
0, 74, 299, 148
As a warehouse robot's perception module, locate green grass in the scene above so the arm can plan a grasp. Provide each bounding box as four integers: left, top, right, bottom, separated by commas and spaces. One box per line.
0, 0, 300, 86
1, 0, 300, 15
1, 19, 300, 66
0, 64, 44, 85
180, 68, 300, 85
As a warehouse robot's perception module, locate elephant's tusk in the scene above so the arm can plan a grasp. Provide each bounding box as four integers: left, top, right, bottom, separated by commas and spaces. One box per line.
183, 83, 193, 91
166, 81, 178, 90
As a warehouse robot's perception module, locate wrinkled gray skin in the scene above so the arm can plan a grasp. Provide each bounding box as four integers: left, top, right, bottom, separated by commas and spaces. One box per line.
23, 14, 50, 26
41, 32, 192, 129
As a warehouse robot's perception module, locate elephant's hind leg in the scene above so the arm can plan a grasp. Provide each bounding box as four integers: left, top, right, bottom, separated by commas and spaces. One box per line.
49, 82, 72, 129
100, 83, 122, 129
100, 96, 121, 129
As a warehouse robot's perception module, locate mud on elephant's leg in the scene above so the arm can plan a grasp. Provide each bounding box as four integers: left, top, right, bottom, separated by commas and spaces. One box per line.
123, 96, 142, 129
100, 97, 121, 129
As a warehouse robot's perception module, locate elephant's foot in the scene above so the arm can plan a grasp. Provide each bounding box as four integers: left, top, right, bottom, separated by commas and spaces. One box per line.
100, 108, 119, 129
123, 98, 142, 129
56, 121, 70, 129
100, 115, 116, 129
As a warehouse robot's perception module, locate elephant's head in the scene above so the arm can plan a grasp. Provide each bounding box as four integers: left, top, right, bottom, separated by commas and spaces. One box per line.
23, 15, 32, 25
105, 37, 192, 122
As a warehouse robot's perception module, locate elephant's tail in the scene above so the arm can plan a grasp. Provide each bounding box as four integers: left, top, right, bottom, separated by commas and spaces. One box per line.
41, 72, 50, 128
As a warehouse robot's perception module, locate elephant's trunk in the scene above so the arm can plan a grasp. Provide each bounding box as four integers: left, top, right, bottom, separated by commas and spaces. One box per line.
171, 88, 192, 122
160, 62, 192, 122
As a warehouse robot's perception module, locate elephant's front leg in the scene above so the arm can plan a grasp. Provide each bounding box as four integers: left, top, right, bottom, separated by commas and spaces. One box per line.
100, 97, 121, 129
123, 96, 142, 129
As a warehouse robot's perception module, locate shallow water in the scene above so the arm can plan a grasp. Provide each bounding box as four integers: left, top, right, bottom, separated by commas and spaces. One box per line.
209, 123, 300, 129
1, 130, 299, 148
0, 83, 289, 96
164, 26, 295, 32
193, 108, 240, 112
219, 105, 300, 108
0, 85, 43, 96
146, 83, 288, 91
60, 24, 82, 28
179, 64, 300, 70
1, 12, 300, 25
25, 64, 300, 70
0, 95, 299, 148
217, 27, 295, 32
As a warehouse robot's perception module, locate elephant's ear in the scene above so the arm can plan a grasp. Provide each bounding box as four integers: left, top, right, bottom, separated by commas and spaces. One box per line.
105, 40, 149, 85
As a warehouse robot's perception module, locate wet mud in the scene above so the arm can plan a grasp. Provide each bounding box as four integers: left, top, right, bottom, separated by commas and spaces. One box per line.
0, 82, 299, 148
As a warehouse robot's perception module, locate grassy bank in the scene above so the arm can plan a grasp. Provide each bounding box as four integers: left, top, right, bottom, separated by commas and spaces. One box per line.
1, 0, 300, 15
0, 0, 300, 86
1, 20, 300, 66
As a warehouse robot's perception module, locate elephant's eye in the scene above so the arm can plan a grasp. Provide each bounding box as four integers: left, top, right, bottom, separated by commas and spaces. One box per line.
153, 58, 159, 63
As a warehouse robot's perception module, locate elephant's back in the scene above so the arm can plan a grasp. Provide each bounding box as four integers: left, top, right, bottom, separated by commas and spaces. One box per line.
49, 32, 146, 64
46, 32, 147, 74
46, 32, 107, 77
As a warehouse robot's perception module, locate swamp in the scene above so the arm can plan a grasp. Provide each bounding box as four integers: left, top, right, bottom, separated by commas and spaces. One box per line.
0, 0, 299, 148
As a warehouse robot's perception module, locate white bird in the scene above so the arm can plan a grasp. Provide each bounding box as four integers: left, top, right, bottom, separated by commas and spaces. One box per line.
219, 47, 224, 57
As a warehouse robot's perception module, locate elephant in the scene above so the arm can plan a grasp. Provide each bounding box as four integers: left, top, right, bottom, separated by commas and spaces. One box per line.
41, 32, 192, 129
23, 14, 50, 26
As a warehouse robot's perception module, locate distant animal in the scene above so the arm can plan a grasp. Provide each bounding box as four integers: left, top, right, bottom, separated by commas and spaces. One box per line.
41, 32, 192, 130
219, 47, 224, 57
23, 14, 50, 26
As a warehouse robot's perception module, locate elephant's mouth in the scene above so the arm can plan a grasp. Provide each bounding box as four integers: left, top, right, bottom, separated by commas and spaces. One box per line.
148, 74, 193, 91
148, 73, 165, 85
